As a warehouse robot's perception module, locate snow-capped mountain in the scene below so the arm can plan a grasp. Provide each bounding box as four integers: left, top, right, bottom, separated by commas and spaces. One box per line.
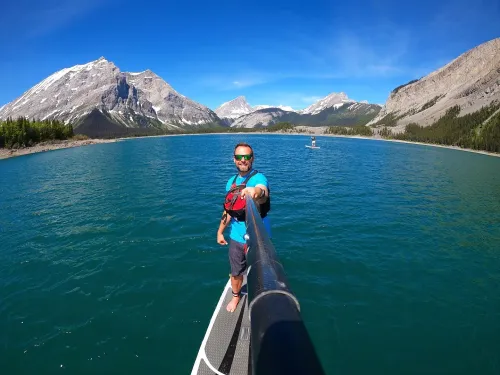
214, 96, 253, 119
214, 96, 297, 121
0, 57, 220, 133
230, 108, 290, 128
300, 92, 355, 115
218, 92, 379, 128
214, 92, 374, 128
231, 102, 381, 128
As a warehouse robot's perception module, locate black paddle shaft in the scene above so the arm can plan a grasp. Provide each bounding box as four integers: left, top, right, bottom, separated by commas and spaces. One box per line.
244, 196, 325, 375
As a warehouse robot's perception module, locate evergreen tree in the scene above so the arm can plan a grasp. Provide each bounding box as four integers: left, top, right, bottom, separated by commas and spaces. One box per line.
0, 117, 75, 149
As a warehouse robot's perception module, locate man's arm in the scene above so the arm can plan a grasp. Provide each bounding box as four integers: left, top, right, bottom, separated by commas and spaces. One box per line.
254, 184, 268, 204
217, 210, 231, 245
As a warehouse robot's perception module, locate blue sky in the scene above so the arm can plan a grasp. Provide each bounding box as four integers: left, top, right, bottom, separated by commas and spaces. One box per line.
1, 0, 499, 110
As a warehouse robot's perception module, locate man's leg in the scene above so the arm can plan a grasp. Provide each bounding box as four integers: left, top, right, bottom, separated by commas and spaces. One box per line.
227, 275, 243, 312
227, 240, 246, 312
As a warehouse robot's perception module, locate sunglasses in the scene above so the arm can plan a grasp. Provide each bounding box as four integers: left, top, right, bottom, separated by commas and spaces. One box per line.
234, 154, 253, 161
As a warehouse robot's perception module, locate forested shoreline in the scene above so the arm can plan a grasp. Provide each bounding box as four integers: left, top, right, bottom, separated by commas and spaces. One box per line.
376, 102, 500, 153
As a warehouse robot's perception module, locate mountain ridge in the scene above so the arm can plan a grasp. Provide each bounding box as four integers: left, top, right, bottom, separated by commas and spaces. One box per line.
230, 102, 381, 128
368, 37, 500, 130
214, 92, 379, 127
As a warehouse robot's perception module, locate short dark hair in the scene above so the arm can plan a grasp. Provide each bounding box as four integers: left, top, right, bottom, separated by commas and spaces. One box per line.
234, 142, 253, 155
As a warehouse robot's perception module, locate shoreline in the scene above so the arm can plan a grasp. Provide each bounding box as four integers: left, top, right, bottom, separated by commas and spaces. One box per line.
1, 131, 499, 160
0, 139, 118, 160
354, 136, 500, 158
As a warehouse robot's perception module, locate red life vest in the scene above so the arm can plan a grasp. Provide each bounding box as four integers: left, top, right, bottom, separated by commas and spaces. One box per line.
223, 170, 270, 222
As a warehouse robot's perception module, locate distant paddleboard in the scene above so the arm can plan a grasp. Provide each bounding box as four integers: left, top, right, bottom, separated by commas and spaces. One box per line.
191, 275, 250, 375
306, 145, 320, 149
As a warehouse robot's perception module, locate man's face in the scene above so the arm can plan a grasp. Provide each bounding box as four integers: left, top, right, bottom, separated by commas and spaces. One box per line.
233, 146, 253, 173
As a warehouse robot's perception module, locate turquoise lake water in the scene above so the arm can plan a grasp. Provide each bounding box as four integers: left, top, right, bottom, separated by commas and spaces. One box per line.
1, 134, 499, 374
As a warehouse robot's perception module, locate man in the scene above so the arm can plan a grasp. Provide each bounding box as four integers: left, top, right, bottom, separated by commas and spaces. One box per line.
311, 136, 316, 147
216, 142, 270, 312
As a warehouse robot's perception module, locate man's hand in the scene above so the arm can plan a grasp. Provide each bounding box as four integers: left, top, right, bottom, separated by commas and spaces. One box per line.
217, 232, 228, 245
240, 186, 265, 199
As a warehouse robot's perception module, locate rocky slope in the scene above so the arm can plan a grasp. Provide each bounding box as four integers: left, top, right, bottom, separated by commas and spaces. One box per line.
368, 37, 500, 130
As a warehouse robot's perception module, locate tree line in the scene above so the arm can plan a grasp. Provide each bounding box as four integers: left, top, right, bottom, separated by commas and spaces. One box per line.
0, 117, 74, 148
326, 125, 374, 136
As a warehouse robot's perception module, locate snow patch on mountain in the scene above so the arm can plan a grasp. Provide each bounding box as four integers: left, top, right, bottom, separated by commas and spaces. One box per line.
300, 92, 355, 115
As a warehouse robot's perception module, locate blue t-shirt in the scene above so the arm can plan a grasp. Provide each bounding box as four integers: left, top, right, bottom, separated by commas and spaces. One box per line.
225, 170, 271, 243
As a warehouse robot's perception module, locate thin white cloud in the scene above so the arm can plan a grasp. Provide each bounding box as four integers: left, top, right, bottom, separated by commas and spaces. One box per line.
201, 72, 269, 90
200, 19, 487, 95
2, 0, 113, 39
231, 78, 267, 89
200, 27, 418, 89
319, 29, 412, 78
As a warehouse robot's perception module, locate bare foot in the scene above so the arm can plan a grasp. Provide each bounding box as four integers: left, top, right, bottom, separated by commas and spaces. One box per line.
226, 296, 240, 312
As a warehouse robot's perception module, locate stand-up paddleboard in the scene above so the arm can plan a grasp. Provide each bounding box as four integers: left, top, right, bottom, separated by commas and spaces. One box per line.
191, 275, 251, 375
306, 145, 320, 149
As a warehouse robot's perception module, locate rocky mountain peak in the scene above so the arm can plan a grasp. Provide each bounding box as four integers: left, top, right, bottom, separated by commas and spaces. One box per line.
214, 96, 253, 119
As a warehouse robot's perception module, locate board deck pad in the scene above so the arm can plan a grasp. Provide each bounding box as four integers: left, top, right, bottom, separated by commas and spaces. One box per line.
192, 276, 251, 375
